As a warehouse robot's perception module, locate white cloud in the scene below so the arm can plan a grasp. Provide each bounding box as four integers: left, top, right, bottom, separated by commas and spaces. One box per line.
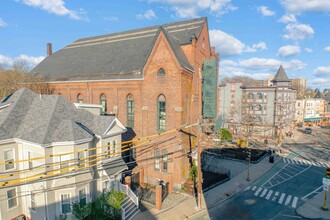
280, 0, 330, 14
0, 18, 8, 27
209, 29, 245, 57
137, 9, 157, 20
0, 54, 44, 69
283, 23, 314, 41
245, 42, 267, 52
278, 14, 297, 23
19, 0, 86, 20
239, 57, 307, 71
104, 16, 119, 21
313, 66, 330, 77
324, 46, 330, 52
149, 0, 236, 18
221, 59, 238, 67
309, 78, 330, 88
257, 6, 275, 16
278, 45, 300, 57
305, 48, 313, 53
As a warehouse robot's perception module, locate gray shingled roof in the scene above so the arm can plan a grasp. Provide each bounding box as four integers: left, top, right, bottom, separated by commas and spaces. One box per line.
272, 65, 291, 82
32, 17, 206, 82
0, 88, 116, 145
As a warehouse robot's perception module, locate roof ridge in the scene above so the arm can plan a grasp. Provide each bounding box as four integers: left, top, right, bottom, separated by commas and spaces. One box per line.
73, 17, 206, 44
40, 95, 61, 144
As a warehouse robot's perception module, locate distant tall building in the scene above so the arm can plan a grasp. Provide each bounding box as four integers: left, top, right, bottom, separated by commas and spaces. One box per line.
291, 78, 306, 98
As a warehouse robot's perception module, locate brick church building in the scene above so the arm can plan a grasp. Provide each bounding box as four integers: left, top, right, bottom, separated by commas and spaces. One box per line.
32, 17, 219, 189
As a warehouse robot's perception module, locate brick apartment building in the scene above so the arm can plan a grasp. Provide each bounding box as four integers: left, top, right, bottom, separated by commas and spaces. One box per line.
32, 17, 219, 189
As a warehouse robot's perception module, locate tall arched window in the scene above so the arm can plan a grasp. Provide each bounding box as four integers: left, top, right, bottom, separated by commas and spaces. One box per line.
127, 94, 134, 128
77, 94, 83, 104
100, 94, 107, 115
157, 68, 166, 77
157, 94, 166, 132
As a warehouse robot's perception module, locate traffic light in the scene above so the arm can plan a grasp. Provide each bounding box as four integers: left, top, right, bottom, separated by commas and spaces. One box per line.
326, 168, 330, 178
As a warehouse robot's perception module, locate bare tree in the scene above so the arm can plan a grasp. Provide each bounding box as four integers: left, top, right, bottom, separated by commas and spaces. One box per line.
0, 60, 50, 99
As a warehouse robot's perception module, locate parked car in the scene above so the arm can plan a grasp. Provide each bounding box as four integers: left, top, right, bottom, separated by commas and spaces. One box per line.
305, 127, 312, 134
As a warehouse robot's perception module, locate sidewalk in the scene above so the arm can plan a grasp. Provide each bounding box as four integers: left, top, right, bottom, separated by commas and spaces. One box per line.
296, 191, 330, 220
134, 156, 279, 220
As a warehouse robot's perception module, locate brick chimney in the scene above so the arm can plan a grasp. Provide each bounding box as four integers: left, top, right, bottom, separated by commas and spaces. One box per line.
47, 43, 52, 56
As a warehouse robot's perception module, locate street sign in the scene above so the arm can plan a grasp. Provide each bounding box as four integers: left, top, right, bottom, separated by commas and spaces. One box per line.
324, 185, 329, 192
323, 177, 330, 186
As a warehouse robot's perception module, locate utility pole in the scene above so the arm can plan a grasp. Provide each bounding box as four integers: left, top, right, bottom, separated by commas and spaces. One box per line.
277, 104, 283, 153
197, 130, 202, 210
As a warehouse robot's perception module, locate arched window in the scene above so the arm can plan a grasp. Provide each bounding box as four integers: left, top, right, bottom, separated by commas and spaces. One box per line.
255, 116, 262, 123
77, 94, 83, 104
257, 104, 262, 111
157, 94, 166, 132
157, 68, 166, 77
100, 94, 107, 115
247, 93, 254, 99
256, 93, 263, 99
127, 94, 134, 128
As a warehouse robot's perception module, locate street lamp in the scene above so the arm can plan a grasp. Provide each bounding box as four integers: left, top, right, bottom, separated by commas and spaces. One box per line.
246, 122, 253, 181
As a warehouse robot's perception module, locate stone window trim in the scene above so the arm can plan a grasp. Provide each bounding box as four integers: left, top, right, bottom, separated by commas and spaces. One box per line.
127, 94, 134, 128
157, 94, 166, 132
100, 93, 107, 115
77, 94, 83, 104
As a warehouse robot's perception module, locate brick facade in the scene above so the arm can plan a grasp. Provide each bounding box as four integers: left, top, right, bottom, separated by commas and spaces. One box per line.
44, 20, 218, 189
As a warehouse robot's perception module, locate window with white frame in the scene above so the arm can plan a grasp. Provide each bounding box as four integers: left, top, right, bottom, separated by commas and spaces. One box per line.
31, 193, 36, 211
112, 140, 116, 156
7, 188, 17, 209
79, 188, 87, 206
78, 150, 86, 168
60, 194, 71, 214
60, 154, 70, 172
28, 151, 33, 170
107, 142, 111, 157
4, 149, 15, 170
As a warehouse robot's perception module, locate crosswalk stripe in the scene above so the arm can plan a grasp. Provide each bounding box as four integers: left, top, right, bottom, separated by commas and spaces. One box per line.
311, 161, 317, 166
265, 190, 273, 200
306, 161, 312, 165
260, 189, 268, 198
279, 193, 286, 204
283, 158, 287, 163
285, 195, 292, 206
252, 186, 257, 191
245, 186, 251, 191
255, 187, 263, 196
292, 197, 298, 208
272, 192, 279, 202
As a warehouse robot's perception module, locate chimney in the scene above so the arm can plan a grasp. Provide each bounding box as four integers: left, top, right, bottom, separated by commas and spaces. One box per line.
47, 43, 52, 56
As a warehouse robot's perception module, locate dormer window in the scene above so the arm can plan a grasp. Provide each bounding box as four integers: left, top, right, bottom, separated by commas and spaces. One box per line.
157, 68, 166, 77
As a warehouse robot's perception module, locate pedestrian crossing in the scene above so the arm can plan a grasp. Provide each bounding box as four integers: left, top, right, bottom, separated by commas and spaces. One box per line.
283, 158, 330, 168
244, 186, 299, 208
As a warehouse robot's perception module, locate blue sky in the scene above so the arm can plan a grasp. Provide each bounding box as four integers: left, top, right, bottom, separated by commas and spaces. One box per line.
0, 0, 330, 89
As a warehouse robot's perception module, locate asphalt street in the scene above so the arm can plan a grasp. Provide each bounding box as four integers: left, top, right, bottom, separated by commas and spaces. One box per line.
207, 126, 330, 220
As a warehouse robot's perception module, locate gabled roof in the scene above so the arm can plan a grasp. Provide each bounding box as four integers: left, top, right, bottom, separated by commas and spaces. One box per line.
0, 88, 118, 146
272, 65, 291, 82
32, 17, 206, 82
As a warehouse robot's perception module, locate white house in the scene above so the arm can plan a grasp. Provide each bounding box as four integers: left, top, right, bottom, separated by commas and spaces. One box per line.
0, 88, 129, 220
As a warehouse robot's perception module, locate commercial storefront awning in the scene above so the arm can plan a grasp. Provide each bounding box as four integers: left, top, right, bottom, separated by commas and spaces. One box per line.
304, 117, 322, 122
